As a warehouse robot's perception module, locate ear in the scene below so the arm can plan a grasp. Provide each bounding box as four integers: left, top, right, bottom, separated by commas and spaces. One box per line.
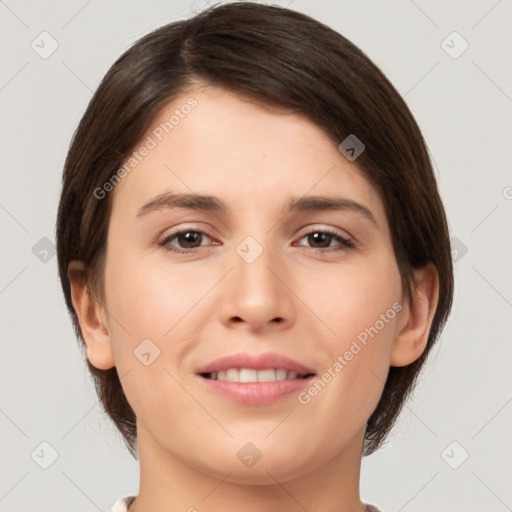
68, 261, 115, 370
390, 263, 440, 367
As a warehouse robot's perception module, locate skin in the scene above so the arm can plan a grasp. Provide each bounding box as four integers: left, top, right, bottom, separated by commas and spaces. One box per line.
69, 85, 439, 512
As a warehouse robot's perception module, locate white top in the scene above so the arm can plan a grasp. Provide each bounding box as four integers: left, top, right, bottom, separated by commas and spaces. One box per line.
109, 496, 382, 511
110, 496, 135, 512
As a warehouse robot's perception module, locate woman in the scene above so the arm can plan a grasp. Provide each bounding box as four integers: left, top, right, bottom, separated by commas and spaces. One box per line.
56, 3, 453, 511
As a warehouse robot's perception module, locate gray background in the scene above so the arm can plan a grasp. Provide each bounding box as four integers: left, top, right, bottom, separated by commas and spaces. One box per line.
1, 0, 511, 511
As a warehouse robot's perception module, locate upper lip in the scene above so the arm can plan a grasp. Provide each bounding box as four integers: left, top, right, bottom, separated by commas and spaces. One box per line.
196, 352, 316, 376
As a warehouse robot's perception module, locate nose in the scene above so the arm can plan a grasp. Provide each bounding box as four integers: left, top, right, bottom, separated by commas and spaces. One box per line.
218, 239, 296, 333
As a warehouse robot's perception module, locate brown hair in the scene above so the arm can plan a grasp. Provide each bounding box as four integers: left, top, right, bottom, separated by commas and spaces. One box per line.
56, 1, 453, 458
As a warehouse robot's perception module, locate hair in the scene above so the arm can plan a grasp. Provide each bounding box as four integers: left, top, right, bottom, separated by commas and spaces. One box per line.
56, 1, 453, 458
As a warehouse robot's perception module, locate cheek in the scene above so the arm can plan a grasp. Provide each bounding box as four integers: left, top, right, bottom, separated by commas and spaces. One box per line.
102, 245, 220, 377
104, 245, 204, 332
302, 251, 403, 346
101, 252, 212, 427
296, 253, 402, 413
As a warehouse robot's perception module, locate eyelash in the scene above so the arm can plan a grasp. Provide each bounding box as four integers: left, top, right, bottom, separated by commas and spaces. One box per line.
157, 228, 356, 254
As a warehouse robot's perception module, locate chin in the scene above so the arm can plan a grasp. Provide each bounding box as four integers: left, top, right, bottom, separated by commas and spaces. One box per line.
208, 463, 311, 486
192, 444, 320, 486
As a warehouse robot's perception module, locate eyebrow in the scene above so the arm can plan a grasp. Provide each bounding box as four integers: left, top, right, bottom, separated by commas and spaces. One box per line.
136, 191, 378, 227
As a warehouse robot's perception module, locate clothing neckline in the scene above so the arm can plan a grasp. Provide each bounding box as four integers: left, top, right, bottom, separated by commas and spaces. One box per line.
110, 496, 382, 512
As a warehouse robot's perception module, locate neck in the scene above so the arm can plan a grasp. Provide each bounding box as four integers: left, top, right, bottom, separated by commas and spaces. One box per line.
129, 422, 367, 512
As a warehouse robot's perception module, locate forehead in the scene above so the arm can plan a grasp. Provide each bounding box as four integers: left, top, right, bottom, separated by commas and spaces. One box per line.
110, 86, 386, 224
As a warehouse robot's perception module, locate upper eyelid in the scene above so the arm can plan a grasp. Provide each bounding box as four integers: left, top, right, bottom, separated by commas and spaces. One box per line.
160, 223, 351, 237
159, 225, 216, 241
295, 224, 352, 238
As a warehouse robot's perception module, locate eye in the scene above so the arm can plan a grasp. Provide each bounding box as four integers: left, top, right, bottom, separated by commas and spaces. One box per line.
295, 230, 355, 251
158, 229, 218, 253
157, 227, 355, 254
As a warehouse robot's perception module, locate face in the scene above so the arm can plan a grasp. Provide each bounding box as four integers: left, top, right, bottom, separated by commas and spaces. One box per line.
99, 85, 406, 483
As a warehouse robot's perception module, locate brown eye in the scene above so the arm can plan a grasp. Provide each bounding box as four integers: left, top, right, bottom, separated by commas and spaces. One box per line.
296, 230, 354, 251
174, 231, 204, 249
159, 230, 217, 253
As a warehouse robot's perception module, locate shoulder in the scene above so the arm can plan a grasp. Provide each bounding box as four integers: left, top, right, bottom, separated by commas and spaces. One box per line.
109, 496, 136, 512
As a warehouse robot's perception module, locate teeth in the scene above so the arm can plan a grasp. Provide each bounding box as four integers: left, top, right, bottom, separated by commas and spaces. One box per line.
206, 368, 308, 382
256, 369, 275, 382
226, 368, 239, 381
239, 368, 257, 382
275, 369, 287, 381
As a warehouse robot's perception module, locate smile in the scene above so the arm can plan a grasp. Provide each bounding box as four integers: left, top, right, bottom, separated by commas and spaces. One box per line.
201, 368, 314, 382
195, 352, 317, 404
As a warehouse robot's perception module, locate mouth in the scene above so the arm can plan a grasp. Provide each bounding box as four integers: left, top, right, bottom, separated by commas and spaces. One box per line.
195, 351, 316, 379
195, 352, 316, 404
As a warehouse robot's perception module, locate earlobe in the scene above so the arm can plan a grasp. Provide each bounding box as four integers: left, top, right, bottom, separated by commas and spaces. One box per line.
68, 261, 116, 370
390, 264, 440, 367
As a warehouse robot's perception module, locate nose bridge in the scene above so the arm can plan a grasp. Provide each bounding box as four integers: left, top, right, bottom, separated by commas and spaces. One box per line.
233, 232, 282, 297
218, 230, 295, 329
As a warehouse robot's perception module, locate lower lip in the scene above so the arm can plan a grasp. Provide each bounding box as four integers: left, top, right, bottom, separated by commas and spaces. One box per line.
197, 375, 315, 405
